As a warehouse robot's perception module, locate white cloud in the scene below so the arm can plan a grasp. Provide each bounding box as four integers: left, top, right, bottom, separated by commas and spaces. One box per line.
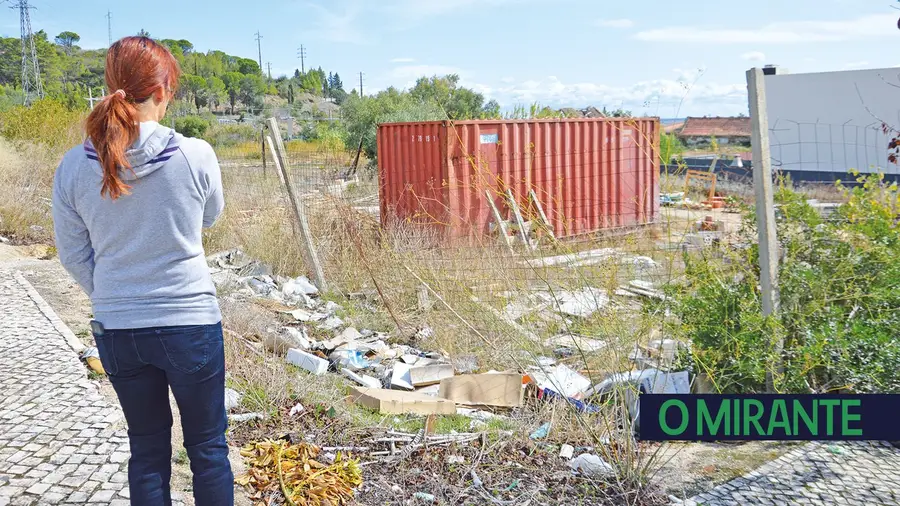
634, 13, 896, 44
391, 57, 416, 63
305, 3, 366, 44
741, 51, 766, 62
595, 19, 634, 29
842, 60, 871, 70
482, 71, 746, 116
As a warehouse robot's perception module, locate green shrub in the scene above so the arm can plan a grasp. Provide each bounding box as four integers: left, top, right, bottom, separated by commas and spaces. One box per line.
203, 122, 259, 147
174, 116, 210, 138
672, 173, 900, 394
659, 133, 684, 164
0, 98, 84, 149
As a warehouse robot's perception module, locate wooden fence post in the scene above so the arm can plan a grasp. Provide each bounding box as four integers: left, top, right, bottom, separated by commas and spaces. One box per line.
266, 117, 328, 292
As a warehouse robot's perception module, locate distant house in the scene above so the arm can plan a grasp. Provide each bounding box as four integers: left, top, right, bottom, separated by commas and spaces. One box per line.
677, 116, 751, 147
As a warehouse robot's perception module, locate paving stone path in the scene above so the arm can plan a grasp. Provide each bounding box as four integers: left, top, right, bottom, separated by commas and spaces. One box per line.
0, 270, 132, 505
687, 441, 900, 505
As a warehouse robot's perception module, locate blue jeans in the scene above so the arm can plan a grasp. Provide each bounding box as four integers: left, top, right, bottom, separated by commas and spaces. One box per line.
94, 322, 234, 506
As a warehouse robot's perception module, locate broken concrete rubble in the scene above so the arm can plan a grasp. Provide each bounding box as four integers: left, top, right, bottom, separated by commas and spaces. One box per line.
545, 334, 607, 354
552, 288, 609, 318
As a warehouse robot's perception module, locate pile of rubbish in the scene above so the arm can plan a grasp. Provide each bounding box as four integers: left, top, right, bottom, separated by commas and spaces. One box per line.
210, 249, 691, 477
235, 439, 362, 506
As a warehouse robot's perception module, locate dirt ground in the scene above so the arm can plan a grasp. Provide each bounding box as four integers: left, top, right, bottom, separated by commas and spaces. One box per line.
0, 242, 795, 503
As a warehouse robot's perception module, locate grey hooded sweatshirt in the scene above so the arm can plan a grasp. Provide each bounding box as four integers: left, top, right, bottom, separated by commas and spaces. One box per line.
52, 121, 224, 329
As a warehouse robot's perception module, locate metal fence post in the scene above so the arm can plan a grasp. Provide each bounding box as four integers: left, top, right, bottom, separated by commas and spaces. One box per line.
747, 67, 781, 392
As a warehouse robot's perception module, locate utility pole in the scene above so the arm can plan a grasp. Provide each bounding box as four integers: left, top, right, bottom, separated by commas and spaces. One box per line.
747, 67, 781, 393
106, 10, 113, 46
10, 0, 43, 105
266, 62, 272, 80
254, 31, 263, 76
359, 72, 364, 97
297, 45, 306, 74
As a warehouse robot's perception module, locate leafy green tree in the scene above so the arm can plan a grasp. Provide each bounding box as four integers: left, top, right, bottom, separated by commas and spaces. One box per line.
410, 74, 484, 119
236, 58, 260, 75
222, 72, 242, 114
299, 71, 323, 96
137, 29, 151, 38
238, 73, 266, 112
180, 74, 207, 112
205, 76, 226, 112
54, 32, 80, 54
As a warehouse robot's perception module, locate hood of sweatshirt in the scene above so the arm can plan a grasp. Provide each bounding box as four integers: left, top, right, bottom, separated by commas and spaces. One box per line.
84, 121, 180, 181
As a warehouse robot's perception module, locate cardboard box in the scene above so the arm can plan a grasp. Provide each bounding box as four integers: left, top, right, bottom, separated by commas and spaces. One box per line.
349, 387, 456, 415
439, 373, 523, 408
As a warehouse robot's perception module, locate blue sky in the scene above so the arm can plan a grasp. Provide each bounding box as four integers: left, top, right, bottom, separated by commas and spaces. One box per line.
9, 0, 900, 116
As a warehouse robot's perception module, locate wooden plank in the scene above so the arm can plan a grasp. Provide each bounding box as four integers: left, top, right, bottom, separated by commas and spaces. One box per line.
484, 190, 514, 253
528, 189, 556, 242
265, 117, 328, 292
506, 188, 533, 249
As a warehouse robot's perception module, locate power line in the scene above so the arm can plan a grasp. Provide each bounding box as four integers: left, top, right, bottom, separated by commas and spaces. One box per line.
106, 10, 112, 47
10, 0, 43, 105
297, 45, 306, 74
254, 31, 263, 76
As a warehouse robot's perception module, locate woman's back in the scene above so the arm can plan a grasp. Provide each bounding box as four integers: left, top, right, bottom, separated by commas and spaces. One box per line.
53, 120, 224, 329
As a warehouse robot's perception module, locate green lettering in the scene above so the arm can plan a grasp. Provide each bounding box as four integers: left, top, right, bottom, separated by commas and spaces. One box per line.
698, 400, 730, 436
793, 399, 818, 436
734, 398, 740, 435
841, 400, 862, 436
768, 400, 791, 436
820, 400, 840, 435
660, 400, 689, 435
743, 399, 765, 435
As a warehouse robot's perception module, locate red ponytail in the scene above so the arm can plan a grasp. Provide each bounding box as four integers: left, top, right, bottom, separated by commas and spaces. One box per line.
85, 36, 181, 200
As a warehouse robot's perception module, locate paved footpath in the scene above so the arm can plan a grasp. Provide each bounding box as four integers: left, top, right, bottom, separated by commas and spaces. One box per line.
0, 270, 131, 505
686, 441, 900, 505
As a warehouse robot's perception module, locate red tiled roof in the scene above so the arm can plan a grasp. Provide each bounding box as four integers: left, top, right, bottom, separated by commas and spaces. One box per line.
678, 117, 751, 137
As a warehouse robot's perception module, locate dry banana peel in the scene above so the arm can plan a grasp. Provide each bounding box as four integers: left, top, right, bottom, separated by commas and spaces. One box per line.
235, 439, 362, 506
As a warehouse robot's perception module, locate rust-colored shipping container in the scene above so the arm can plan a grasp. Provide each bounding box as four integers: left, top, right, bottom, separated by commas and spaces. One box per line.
377, 118, 660, 240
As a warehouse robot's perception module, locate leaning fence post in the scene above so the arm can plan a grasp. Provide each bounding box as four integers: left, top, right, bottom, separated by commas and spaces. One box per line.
747, 67, 781, 392
261, 128, 267, 177
265, 117, 328, 292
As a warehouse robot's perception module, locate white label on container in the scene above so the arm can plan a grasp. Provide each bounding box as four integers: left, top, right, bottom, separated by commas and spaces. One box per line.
480, 133, 499, 144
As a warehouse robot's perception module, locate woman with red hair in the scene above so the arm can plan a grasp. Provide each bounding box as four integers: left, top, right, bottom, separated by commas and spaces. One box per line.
52, 36, 233, 505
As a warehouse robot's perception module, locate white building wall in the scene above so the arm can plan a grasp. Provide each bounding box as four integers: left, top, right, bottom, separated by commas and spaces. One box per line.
764, 67, 900, 176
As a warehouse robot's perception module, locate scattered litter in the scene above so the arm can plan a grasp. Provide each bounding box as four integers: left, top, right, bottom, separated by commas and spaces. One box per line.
282, 276, 319, 296
264, 327, 310, 354
586, 369, 690, 430
569, 453, 614, 477
413, 492, 436, 503
230, 412, 264, 423
530, 422, 552, 440
286, 348, 329, 376
439, 373, 523, 408
330, 350, 371, 372
318, 316, 345, 331
528, 364, 591, 399
236, 439, 362, 505
285, 308, 313, 322
545, 334, 607, 353
0, 236, 9, 244
390, 363, 415, 391
536, 388, 601, 414
341, 369, 383, 389
553, 288, 609, 318
289, 403, 306, 417
631, 339, 687, 369
350, 387, 456, 415
224, 388, 242, 411
445, 455, 465, 465
80, 347, 105, 375
559, 444, 575, 459
451, 355, 479, 374
409, 364, 455, 387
